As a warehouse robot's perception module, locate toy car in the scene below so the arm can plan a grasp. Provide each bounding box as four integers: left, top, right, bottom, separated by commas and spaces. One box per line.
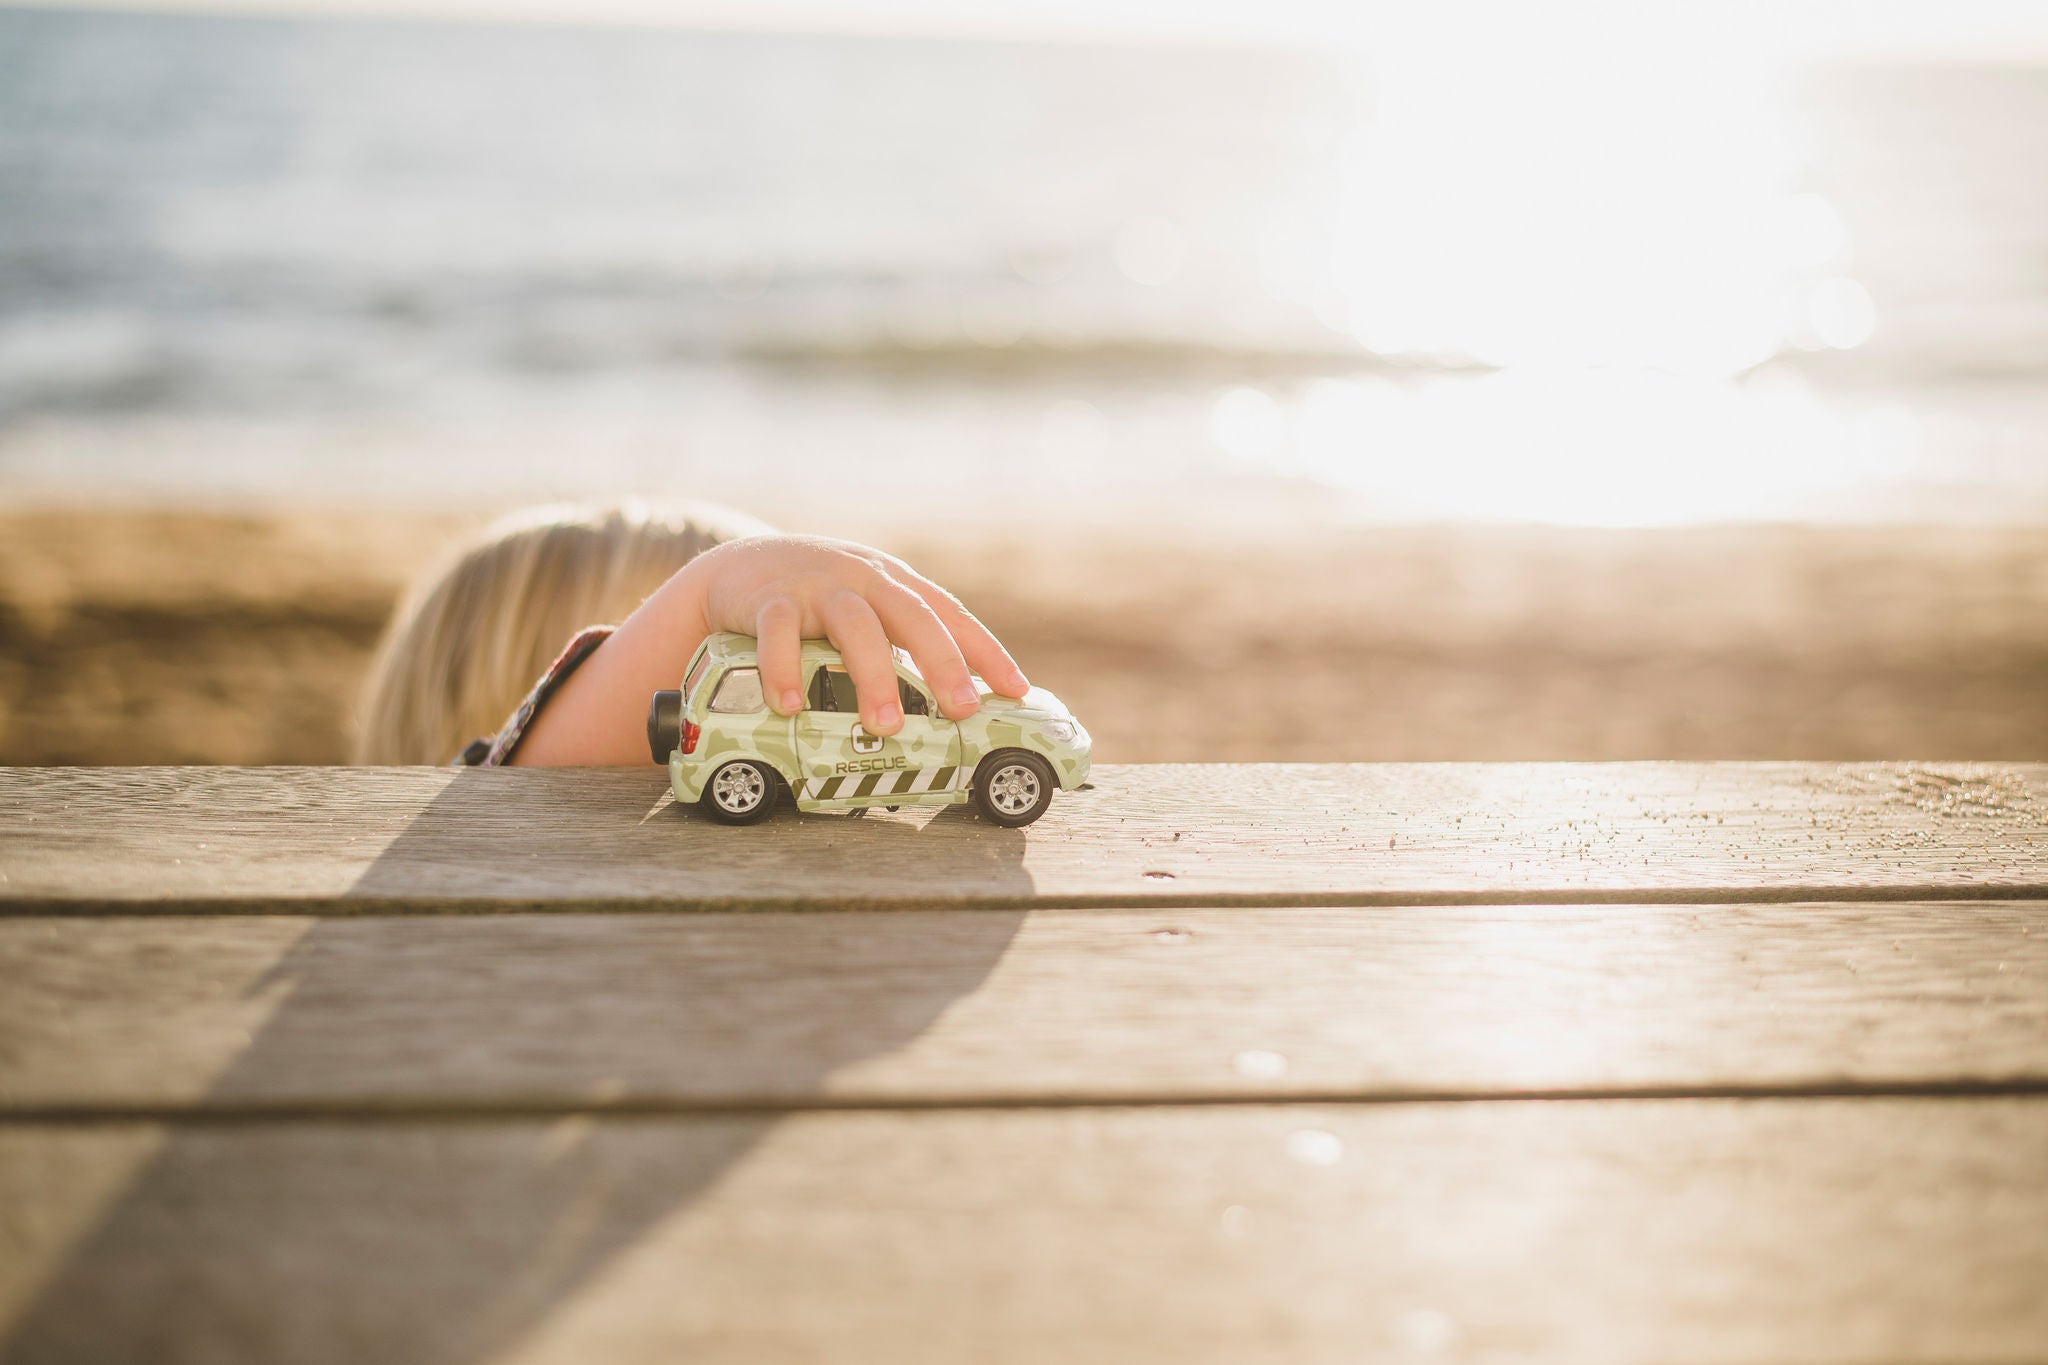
647, 632, 1090, 827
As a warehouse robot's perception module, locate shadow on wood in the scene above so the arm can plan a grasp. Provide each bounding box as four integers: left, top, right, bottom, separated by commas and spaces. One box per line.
0, 775, 1033, 1365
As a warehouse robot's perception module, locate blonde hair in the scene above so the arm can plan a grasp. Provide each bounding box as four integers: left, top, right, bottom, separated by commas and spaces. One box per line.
353, 500, 769, 764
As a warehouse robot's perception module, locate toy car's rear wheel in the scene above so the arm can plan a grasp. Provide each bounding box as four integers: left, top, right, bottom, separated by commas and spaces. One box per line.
702, 759, 778, 825
972, 750, 1056, 827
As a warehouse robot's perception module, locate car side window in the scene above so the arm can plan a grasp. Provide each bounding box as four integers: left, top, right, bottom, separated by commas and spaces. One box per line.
683, 652, 712, 702
801, 666, 929, 716
709, 667, 766, 714
807, 666, 861, 714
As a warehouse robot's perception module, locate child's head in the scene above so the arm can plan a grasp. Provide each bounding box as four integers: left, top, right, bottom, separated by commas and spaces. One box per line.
353, 500, 768, 764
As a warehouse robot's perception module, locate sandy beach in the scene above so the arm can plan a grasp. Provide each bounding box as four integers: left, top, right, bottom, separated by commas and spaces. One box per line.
2, 509, 2042, 767
4, 13, 2045, 773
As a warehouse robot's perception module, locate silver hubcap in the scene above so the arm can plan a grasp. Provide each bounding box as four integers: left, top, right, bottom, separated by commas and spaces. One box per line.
987, 763, 1042, 815
712, 764, 766, 813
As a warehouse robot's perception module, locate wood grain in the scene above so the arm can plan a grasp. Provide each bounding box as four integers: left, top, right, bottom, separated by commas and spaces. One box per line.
3, 763, 2044, 912
2, 1099, 2043, 1365
5, 762, 2041, 1360
3, 905, 2045, 1113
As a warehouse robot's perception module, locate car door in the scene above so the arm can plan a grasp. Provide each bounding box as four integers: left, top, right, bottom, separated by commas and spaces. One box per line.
887, 670, 964, 793
793, 664, 960, 802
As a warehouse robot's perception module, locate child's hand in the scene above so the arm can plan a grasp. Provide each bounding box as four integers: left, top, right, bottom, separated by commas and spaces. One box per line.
690, 534, 1030, 736
510, 531, 1029, 766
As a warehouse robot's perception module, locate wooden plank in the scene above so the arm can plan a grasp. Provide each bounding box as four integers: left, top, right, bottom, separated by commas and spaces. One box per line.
2, 764, 2044, 912
1, 1100, 2042, 1363
3, 905, 2045, 1113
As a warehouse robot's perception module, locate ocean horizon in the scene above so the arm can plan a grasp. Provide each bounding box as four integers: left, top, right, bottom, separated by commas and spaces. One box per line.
4, 5, 2048, 524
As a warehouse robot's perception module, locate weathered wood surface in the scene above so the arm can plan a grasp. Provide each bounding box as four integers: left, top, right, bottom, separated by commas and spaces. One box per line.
2, 1100, 2043, 1365
3, 904, 2045, 1113
3, 763, 2044, 912
5, 760, 2041, 1363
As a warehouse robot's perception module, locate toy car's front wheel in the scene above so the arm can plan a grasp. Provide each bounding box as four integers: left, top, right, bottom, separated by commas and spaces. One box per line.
972, 750, 1056, 827
701, 759, 778, 825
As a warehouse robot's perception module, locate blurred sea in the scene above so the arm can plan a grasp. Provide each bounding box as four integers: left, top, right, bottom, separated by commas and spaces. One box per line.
3, 5, 2048, 524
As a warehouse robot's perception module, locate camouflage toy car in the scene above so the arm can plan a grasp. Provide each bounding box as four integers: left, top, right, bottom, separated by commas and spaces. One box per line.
647, 632, 1090, 827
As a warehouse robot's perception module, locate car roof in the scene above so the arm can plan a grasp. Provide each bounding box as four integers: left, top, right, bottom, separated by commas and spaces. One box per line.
700, 631, 916, 674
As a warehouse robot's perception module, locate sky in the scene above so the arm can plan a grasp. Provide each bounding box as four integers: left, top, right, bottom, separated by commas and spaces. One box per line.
12, 0, 2048, 59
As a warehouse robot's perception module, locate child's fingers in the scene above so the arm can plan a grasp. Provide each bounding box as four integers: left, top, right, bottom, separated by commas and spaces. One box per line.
821, 591, 905, 736
753, 595, 805, 715
890, 565, 1030, 698
867, 580, 980, 719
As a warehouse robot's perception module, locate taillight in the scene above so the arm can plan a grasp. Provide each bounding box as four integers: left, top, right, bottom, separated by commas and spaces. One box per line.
681, 720, 701, 755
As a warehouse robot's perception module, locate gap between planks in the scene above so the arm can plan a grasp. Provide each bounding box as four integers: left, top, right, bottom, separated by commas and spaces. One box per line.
8, 882, 2048, 917
7, 1079, 2048, 1127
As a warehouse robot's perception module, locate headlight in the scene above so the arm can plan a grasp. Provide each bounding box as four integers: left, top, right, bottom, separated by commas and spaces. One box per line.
1041, 719, 1077, 744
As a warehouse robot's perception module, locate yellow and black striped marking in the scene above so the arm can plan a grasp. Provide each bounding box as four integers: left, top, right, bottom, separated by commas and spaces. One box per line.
800, 766, 963, 802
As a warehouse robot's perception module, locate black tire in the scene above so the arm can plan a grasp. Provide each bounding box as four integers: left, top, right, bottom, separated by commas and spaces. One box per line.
700, 759, 778, 825
647, 690, 683, 764
971, 749, 1057, 827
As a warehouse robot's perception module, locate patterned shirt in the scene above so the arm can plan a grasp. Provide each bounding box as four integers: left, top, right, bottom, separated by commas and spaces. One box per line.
452, 625, 616, 767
